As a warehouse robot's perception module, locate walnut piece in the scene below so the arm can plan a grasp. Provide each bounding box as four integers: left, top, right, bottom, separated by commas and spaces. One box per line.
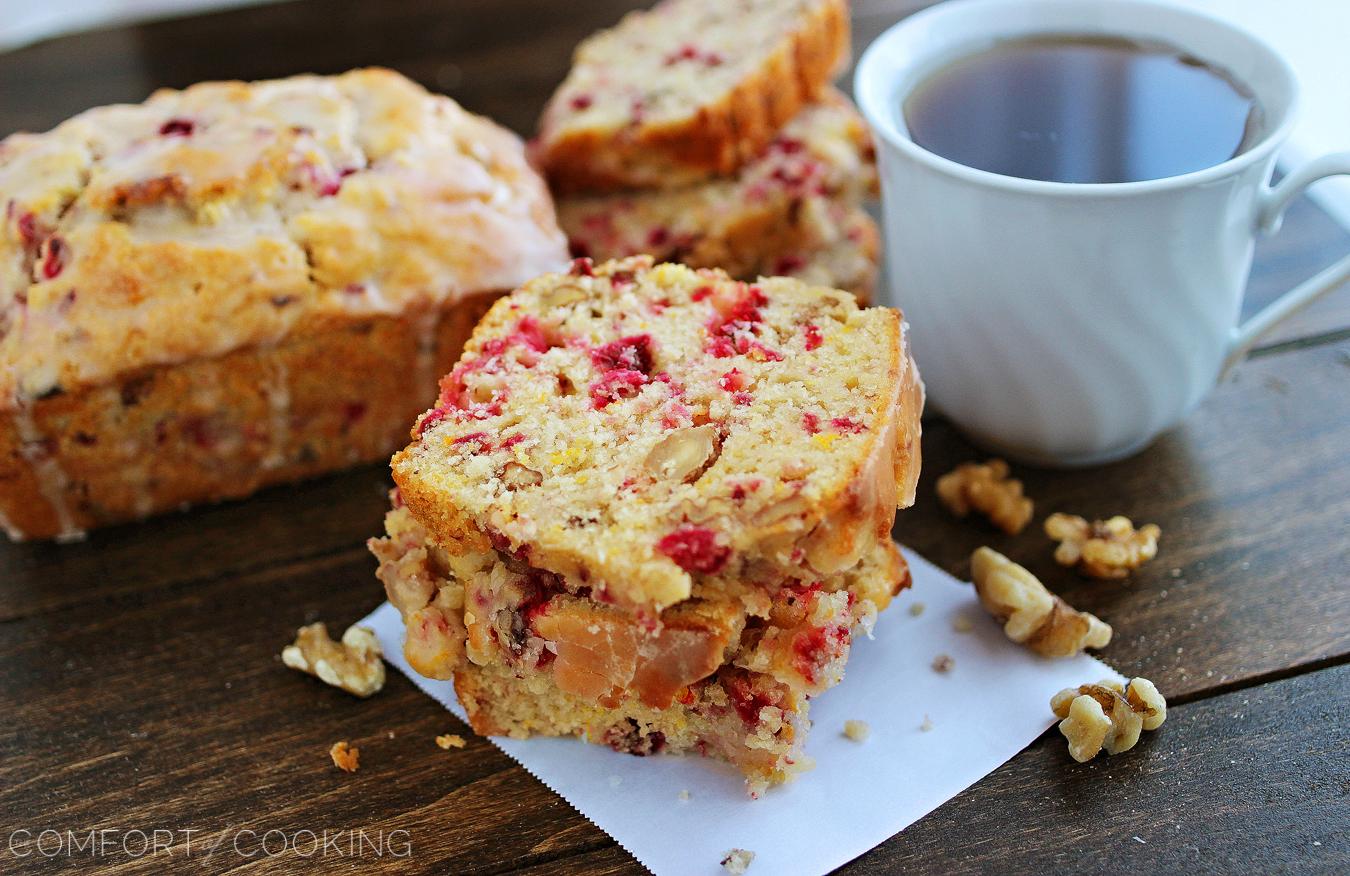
1051, 678, 1167, 762
329, 741, 360, 773
436, 734, 467, 750
970, 547, 1112, 657
645, 424, 719, 482
282, 622, 386, 697
721, 849, 755, 874
1045, 513, 1161, 579
936, 459, 1034, 534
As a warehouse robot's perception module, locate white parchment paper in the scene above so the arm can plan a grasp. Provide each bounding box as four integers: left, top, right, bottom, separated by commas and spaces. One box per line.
360, 546, 1121, 876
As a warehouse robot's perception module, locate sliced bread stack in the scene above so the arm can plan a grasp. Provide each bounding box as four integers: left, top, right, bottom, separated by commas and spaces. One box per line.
533, 0, 881, 301
370, 256, 923, 794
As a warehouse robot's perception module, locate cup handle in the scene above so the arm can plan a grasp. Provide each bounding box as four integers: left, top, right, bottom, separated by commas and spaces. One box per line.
1222, 152, 1350, 377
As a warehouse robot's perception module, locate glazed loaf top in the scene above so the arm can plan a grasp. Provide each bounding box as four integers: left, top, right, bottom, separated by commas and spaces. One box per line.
0, 68, 569, 408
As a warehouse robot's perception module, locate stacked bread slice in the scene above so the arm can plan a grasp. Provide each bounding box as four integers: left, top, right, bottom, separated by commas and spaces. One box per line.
533, 0, 881, 301
370, 256, 922, 794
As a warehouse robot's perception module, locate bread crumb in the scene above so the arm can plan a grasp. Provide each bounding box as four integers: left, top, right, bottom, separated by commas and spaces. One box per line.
436, 734, 466, 750
919, 714, 934, 732
932, 653, 954, 673
843, 719, 871, 742
678, 789, 691, 802
908, 601, 926, 617
722, 848, 755, 873
952, 614, 974, 633
329, 741, 360, 773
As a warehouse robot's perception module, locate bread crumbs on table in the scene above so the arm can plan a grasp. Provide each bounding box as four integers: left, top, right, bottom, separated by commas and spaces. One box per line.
329, 741, 360, 773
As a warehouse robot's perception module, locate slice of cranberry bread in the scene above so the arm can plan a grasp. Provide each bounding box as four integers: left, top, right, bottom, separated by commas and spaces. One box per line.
557, 91, 878, 295
534, 0, 850, 193
390, 256, 922, 611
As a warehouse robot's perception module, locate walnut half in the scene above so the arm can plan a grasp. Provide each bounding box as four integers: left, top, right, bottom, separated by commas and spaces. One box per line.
936, 459, 1034, 534
1045, 513, 1160, 579
970, 547, 1112, 657
1051, 678, 1167, 762
282, 622, 386, 697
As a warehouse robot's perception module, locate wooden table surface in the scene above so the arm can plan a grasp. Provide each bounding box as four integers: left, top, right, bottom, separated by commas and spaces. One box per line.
2, 1, 1347, 873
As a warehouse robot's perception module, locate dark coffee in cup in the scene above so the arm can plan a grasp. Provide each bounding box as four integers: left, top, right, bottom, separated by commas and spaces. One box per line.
902, 34, 1261, 183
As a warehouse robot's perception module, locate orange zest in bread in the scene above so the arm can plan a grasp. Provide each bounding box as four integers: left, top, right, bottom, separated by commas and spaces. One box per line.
557, 90, 879, 298
391, 256, 922, 610
535, 0, 850, 192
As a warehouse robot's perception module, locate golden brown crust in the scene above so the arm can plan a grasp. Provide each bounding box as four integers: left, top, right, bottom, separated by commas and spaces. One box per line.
1, 68, 568, 407
0, 294, 497, 540
538, 0, 850, 193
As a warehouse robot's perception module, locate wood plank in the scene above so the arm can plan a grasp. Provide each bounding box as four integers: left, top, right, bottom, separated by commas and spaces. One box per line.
0, 552, 614, 875
838, 662, 1350, 875
0, 465, 394, 622
4, 542, 1340, 875
896, 340, 1350, 700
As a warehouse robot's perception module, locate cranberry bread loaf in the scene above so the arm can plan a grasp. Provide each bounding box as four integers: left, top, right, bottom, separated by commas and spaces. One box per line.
534, 0, 850, 193
557, 90, 879, 297
370, 496, 911, 793
0, 68, 568, 540
392, 256, 923, 611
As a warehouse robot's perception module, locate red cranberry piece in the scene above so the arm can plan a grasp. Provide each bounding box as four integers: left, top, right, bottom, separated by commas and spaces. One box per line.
803, 323, 823, 351
590, 334, 654, 374
16, 211, 38, 246
690, 285, 713, 302
501, 433, 526, 450
830, 416, 865, 433
610, 269, 636, 289
340, 401, 367, 430
415, 406, 453, 437
589, 369, 648, 409
657, 526, 730, 574
773, 254, 806, 275
569, 256, 594, 276
646, 227, 671, 248
514, 316, 553, 353
452, 431, 493, 453
732, 392, 752, 406
158, 118, 195, 137
40, 236, 67, 279
718, 369, 747, 392
802, 412, 821, 434
723, 672, 775, 725
569, 94, 594, 111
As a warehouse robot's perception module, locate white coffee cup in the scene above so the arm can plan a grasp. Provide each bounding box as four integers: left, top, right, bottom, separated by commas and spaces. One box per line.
856, 0, 1350, 466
